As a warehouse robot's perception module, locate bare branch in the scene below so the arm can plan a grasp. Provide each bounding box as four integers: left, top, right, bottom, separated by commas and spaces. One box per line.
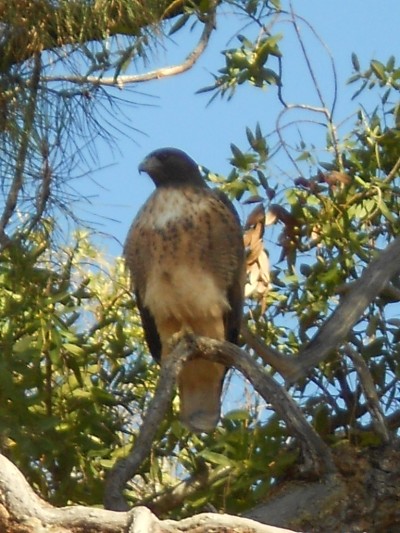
41, 9, 216, 88
105, 332, 335, 512
165, 513, 298, 532
0, 452, 299, 532
0, 453, 129, 532
0, 53, 41, 247
346, 345, 391, 443
291, 236, 400, 382
104, 344, 185, 511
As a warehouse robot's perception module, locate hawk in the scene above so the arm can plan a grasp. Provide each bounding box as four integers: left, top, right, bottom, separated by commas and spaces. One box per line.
124, 148, 245, 433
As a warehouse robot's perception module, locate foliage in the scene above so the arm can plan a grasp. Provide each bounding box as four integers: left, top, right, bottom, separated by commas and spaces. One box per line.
0, 229, 153, 504
0, 0, 399, 525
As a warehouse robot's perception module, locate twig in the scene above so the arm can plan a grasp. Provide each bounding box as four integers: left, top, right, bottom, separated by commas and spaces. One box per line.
289, 2, 327, 111
0, 53, 41, 248
142, 465, 234, 515
346, 345, 391, 443
384, 155, 400, 183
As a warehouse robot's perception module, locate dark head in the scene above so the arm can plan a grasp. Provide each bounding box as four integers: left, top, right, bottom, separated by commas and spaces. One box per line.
138, 148, 205, 188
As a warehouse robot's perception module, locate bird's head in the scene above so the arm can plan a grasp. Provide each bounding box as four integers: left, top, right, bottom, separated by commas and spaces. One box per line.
138, 148, 205, 188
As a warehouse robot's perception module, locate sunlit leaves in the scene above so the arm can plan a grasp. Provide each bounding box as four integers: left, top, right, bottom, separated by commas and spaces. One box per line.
348, 55, 400, 100
0, 230, 149, 505
198, 34, 282, 101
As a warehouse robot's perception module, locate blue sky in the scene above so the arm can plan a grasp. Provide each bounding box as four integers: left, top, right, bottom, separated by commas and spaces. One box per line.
81, 0, 400, 258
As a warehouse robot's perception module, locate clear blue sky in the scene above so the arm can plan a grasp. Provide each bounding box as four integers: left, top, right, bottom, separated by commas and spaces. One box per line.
82, 0, 400, 258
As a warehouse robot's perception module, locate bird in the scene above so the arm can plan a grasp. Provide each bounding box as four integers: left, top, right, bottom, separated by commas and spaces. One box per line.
124, 148, 245, 433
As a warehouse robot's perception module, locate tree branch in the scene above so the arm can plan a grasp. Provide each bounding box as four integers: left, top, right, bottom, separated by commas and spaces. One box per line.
0, 452, 299, 532
104, 332, 335, 512
0, 53, 41, 248
41, 8, 216, 88
104, 344, 186, 511
290, 236, 400, 382
346, 344, 391, 443
241, 323, 300, 378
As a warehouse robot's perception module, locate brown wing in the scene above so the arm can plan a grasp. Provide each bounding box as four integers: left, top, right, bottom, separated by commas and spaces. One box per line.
212, 188, 245, 344
124, 193, 163, 363
134, 291, 162, 363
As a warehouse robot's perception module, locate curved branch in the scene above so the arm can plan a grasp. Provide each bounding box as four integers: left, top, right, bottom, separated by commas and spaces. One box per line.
104, 332, 335, 512
241, 322, 300, 378
104, 344, 185, 511
190, 335, 336, 474
291, 236, 400, 382
41, 9, 216, 88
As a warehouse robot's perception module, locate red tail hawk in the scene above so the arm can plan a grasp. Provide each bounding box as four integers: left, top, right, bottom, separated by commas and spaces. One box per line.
124, 148, 245, 433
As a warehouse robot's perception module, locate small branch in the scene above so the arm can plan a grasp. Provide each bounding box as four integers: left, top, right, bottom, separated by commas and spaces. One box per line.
384, 154, 400, 183
0, 53, 41, 248
241, 323, 301, 378
291, 236, 400, 382
104, 344, 185, 511
346, 345, 391, 443
142, 465, 234, 515
289, 1, 327, 111
41, 9, 216, 88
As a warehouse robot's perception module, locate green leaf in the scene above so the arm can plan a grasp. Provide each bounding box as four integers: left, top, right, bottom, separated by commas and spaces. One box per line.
199, 450, 236, 468
370, 59, 386, 81
224, 409, 250, 422
64, 343, 85, 357
168, 13, 190, 36
351, 52, 360, 71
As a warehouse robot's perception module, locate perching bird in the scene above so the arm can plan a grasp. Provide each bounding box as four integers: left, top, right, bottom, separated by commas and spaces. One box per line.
124, 148, 245, 433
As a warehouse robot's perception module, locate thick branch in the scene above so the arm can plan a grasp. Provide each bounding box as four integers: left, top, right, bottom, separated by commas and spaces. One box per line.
0, 453, 128, 532
104, 333, 335, 512
291, 236, 400, 381
0, 452, 298, 532
104, 345, 185, 511
165, 513, 298, 532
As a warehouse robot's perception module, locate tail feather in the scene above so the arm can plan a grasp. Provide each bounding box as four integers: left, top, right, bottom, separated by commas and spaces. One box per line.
178, 358, 226, 433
